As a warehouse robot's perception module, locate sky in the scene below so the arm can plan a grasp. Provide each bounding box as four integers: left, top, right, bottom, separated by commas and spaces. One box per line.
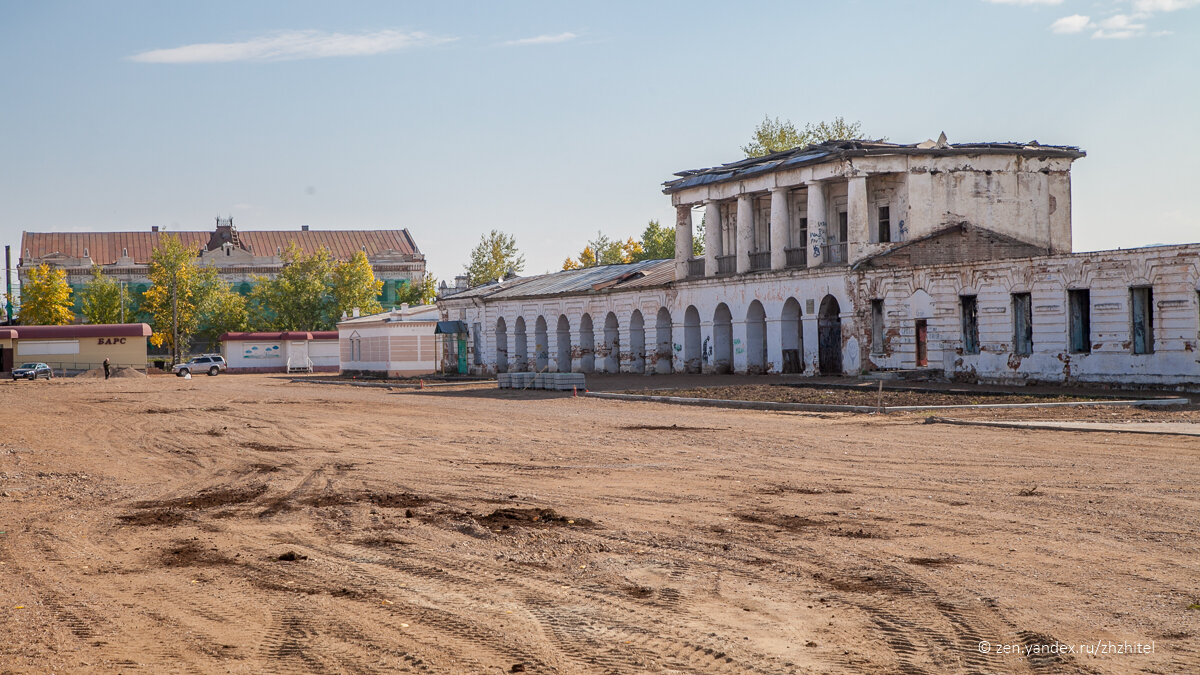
1, 0, 1197, 285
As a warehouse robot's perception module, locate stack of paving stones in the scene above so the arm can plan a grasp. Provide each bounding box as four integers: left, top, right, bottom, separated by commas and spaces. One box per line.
497, 372, 586, 391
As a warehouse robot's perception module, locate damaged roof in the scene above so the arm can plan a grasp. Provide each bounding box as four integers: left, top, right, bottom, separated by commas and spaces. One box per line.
443, 258, 674, 302
663, 139, 1086, 194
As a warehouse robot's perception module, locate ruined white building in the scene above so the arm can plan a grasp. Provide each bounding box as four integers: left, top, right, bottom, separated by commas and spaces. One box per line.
441, 139, 1200, 386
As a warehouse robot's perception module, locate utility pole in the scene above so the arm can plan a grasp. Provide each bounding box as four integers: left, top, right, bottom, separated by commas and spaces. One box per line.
120, 281, 126, 324
4, 245, 12, 324
171, 277, 179, 364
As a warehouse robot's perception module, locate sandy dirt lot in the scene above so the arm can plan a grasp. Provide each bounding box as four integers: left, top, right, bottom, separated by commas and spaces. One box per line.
1, 374, 1197, 673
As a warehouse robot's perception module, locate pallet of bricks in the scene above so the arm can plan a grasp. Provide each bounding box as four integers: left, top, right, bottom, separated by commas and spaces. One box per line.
497, 372, 586, 390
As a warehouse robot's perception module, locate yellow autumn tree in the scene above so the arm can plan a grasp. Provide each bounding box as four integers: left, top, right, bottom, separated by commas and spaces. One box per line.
329, 250, 384, 320
18, 264, 74, 325
141, 234, 201, 359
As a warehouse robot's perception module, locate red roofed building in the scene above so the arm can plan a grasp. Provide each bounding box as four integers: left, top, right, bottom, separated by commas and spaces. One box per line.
18, 217, 426, 315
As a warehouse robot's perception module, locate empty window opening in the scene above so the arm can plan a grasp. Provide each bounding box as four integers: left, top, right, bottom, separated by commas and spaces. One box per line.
837, 210, 848, 243
1131, 287, 1154, 354
877, 206, 891, 243
870, 300, 885, 354
961, 295, 980, 355
1068, 289, 1091, 354
1012, 293, 1033, 356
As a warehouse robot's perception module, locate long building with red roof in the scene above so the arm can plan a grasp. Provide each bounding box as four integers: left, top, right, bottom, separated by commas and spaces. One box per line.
17, 218, 426, 315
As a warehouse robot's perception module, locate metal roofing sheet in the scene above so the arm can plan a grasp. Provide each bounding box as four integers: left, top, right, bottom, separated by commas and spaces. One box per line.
445, 259, 675, 302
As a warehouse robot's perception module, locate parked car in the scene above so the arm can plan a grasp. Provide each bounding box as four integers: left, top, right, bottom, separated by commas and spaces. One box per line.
173, 355, 228, 377
12, 362, 53, 381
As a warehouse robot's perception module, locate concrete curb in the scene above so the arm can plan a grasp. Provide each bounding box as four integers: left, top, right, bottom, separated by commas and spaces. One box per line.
289, 378, 495, 389
924, 416, 1200, 437
582, 391, 1189, 413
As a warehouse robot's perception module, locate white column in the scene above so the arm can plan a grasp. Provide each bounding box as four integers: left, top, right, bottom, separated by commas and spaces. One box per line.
736, 195, 753, 274
547, 327, 560, 373
674, 205, 693, 280
569, 327, 585, 373
671, 323, 687, 374
847, 175, 869, 262
806, 181, 827, 268
704, 201, 721, 277
802, 315, 820, 373
769, 187, 789, 270
640, 322, 654, 375
765, 317, 782, 374
732, 320, 749, 373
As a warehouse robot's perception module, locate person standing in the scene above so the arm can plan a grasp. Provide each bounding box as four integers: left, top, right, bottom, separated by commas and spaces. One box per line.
103, 357, 110, 380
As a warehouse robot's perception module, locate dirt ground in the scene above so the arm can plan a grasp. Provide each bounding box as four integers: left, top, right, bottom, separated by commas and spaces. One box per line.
1, 375, 1198, 673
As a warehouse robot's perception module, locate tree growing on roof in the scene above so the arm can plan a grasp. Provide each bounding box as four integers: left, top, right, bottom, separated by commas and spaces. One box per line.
79, 266, 126, 325
18, 263, 75, 326
741, 116, 875, 157
466, 230, 525, 287
329, 250, 384, 319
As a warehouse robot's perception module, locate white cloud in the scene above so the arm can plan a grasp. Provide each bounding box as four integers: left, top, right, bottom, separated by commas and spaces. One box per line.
1051, 14, 1092, 32
985, 0, 1064, 5
130, 29, 454, 64
1092, 13, 1148, 37
1133, 0, 1200, 12
502, 32, 577, 47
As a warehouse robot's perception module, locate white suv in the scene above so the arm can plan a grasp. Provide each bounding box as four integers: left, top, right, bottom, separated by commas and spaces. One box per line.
173, 355, 228, 377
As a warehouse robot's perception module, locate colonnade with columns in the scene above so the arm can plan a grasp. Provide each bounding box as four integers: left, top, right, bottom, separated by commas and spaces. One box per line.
674, 175, 873, 280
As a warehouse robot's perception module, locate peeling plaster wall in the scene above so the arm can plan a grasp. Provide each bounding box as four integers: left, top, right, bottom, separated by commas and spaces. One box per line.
443, 243, 1200, 386
860, 245, 1200, 385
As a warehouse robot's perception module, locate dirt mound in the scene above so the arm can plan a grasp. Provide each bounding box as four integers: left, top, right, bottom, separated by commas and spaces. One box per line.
76, 367, 147, 379
160, 540, 233, 567
480, 508, 594, 529
135, 484, 269, 510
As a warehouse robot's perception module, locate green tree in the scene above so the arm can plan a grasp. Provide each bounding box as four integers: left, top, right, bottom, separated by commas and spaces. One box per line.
79, 266, 126, 324
329, 250, 383, 319
142, 234, 200, 359
741, 115, 873, 157
466, 230, 525, 287
636, 220, 675, 261
194, 267, 248, 344
248, 243, 335, 330
395, 274, 439, 306
563, 232, 644, 269
693, 217, 706, 256
18, 264, 74, 325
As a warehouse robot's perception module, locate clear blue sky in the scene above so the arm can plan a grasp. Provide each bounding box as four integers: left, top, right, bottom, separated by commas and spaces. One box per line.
1, 0, 1196, 283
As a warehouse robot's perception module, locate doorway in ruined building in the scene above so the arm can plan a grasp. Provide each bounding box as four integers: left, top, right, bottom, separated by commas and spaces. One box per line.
629, 310, 645, 374
603, 312, 620, 373
579, 313, 595, 373
683, 305, 701, 373
915, 319, 929, 367
513, 317, 528, 372
781, 297, 804, 373
556, 315, 572, 372
713, 303, 733, 374
655, 307, 674, 374
746, 300, 767, 374
818, 295, 842, 375
534, 316, 549, 370
495, 317, 508, 373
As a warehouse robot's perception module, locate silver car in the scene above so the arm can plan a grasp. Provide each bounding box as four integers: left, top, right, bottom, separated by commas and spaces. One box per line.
12, 362, 53, 381
173, 355, 228, 377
